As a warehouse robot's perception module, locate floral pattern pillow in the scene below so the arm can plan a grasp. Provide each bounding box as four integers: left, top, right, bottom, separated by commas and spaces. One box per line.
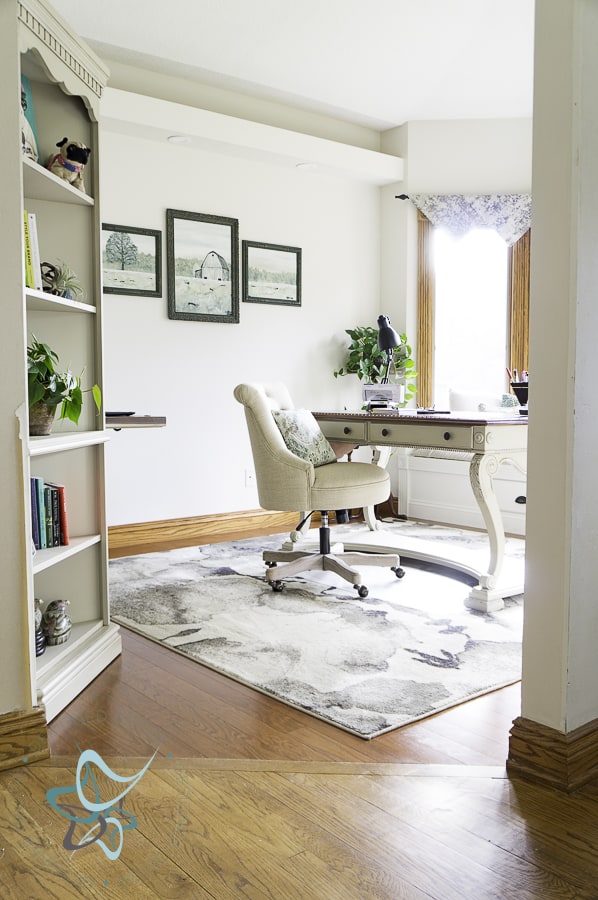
273, 409, 337, 467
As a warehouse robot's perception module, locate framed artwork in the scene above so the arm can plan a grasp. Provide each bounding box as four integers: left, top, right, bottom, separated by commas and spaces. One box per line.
102, 224, 162, 297
166, 209, 239, 323
242, 241, 302, 307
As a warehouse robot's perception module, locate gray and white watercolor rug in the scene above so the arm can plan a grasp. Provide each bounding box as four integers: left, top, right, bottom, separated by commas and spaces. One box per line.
109, 521, 524, 739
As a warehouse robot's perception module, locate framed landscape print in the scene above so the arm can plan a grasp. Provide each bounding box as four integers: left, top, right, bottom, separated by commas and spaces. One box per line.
166, 209, 239, 323
102, 224, 162, 297
242, 240, 302, 307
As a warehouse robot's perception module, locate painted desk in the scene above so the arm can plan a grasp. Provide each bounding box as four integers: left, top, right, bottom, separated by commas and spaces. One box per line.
313, 410, 527, 612
106, 415, 167, 431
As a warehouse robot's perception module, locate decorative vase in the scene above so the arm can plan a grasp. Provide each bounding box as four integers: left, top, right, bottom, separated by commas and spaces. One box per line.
41, 598, 72, 645
34, 597, 46, 657
29, 401, 56, 436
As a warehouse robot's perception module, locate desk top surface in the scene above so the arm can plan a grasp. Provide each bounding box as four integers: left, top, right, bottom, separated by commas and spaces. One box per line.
313, 410, 527, 426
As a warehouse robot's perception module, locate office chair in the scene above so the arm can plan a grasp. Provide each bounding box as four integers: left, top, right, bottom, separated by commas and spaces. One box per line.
234, 382, 404, 598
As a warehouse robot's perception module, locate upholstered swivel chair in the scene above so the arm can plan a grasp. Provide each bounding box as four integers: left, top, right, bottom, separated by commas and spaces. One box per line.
234, 382, 404, 598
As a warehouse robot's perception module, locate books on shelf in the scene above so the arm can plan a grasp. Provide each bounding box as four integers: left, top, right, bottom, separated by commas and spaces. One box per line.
30, 477, 69, 550
23, 209, 42, 290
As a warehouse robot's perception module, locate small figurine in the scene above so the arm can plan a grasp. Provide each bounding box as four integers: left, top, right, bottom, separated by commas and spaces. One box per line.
34, 597, 46, 656
41, 598, 72, 645
46, 137, 91, 192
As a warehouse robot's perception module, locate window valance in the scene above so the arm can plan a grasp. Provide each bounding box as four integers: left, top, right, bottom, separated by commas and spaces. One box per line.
401, 193, 531, 246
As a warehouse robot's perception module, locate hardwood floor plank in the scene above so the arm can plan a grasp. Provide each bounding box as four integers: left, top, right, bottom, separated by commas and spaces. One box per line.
234, 770, 533, 900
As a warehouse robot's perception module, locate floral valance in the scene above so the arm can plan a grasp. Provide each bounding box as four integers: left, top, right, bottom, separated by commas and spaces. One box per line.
402, 193, 531, 246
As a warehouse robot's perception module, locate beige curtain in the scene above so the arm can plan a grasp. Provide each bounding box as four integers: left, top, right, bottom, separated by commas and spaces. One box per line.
416, 210, 434, 409
508, 229, 531, 378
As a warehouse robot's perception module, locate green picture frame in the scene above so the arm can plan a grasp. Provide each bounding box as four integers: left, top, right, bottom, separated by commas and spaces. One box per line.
102, 224, 162, 297
242, 240, 302, 307
166, 209, 239, 323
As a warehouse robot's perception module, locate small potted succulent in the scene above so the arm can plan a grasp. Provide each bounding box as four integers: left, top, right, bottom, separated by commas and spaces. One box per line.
27, 334, 101, 435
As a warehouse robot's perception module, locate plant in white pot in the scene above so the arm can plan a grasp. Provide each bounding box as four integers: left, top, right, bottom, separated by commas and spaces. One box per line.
333, 325, 418, 403
27, 334, 101, 435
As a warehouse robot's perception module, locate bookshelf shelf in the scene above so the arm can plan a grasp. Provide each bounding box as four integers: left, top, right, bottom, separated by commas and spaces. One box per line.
29, 430, 110, 456
32, 534, 101, 574
35, 620, 122, 722
26, 288, 97, 314
23, 156, 95, 206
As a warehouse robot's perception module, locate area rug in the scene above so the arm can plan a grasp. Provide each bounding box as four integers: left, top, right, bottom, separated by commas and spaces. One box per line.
109, 521, 524, 739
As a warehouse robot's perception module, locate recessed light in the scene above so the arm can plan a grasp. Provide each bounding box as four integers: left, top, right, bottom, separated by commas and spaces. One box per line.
167, 134, 192, 144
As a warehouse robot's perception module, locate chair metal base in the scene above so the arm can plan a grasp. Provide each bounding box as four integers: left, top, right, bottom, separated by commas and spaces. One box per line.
263, 547, 404, 598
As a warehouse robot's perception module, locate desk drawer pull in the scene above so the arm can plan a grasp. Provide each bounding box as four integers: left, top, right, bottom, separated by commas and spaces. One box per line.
343, 426, 351, 435
381, 428, 390, 437
444, 431, 451, 441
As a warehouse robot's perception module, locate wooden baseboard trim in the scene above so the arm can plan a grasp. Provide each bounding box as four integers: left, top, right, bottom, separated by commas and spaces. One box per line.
0, 707, 49, 772
108, 509, 316, 559
507, 715, 598, 792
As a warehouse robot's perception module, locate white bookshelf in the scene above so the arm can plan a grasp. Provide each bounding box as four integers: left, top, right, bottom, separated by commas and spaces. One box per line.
2, 0, 121, 725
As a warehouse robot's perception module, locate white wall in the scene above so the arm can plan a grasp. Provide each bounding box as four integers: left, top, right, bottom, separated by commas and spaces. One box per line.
100, 124, 382, 525
100, 96, 534, 531
383, 118, 533, 194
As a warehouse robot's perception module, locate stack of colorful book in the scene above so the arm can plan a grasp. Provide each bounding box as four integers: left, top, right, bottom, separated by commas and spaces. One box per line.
30, 477, 69, 550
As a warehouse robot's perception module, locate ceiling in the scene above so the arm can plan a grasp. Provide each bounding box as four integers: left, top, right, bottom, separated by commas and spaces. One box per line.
49, 0, 535, 132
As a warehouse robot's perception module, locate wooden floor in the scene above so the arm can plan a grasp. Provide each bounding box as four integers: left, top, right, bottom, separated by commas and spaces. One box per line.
3, 623, 598, 897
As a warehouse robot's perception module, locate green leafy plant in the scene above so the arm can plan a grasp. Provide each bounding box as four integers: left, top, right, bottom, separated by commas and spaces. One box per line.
334, 325, 418, 403
41, 260, 86, 300
27, 334, 101, 425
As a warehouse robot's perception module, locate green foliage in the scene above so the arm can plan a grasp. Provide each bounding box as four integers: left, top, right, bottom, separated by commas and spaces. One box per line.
333, 325, 418, 402
27, 335, 101, 426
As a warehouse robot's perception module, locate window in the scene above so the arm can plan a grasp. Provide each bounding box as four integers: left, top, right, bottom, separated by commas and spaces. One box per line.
433, 227, 508, 408
416, 209, 530, 410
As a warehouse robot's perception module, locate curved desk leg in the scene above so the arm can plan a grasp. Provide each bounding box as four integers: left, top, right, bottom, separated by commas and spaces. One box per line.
466, 451, 526, 612
363, 445, 392, 531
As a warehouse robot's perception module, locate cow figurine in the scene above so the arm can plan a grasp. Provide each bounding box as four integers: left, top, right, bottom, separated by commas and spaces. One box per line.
46, 137, 91, 192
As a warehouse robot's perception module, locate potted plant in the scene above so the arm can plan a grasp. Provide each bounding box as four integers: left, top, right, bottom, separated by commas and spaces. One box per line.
41, 260, 86, 300
27, 334, 101, 435
334, 325, 418, 403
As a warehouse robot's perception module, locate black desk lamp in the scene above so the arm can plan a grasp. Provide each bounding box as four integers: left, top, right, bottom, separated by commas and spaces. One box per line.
377, 314, 401, 383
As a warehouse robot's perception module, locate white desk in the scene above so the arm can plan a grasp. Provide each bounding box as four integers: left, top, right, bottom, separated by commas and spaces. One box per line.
314, 410, 527, 612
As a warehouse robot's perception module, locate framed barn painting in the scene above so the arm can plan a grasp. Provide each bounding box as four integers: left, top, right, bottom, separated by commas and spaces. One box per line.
166, 209, 239, 323
102, 224, 162, 297
242, 240, 301, 307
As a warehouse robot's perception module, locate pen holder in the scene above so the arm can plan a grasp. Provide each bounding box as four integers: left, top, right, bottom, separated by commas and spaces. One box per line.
511, 381, 528, 415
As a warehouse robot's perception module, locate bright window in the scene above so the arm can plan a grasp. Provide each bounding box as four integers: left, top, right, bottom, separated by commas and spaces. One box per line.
433, 227, 508, 409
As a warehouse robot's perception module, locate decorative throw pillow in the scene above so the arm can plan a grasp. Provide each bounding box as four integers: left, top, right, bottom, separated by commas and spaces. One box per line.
272, 409, 337, 467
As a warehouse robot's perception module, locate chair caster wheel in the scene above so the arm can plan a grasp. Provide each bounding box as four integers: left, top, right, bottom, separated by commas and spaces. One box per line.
271, 580, 284, 592
392, 566, 406, 579
356, 585, 369, 598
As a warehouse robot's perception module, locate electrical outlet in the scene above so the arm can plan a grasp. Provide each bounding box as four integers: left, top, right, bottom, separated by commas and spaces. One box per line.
245, 469, 255, 487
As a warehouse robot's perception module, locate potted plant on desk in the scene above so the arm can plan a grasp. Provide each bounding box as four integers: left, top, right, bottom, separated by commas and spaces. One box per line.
27, 334, 101, 435
333, 325, 418, 403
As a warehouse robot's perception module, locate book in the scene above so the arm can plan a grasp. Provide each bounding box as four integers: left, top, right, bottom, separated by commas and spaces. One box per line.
27, 212, 43, 291
20, 75, 40, 163
23, 209, 34, 289
45, 481, 69, 546
35, 477, 46, 550
43, 484, 53, 547
30, 477, 40, 550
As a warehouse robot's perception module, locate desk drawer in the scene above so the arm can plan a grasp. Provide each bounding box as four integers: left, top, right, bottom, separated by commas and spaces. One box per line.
368, 421, 475, 450
318, 418, 367, 442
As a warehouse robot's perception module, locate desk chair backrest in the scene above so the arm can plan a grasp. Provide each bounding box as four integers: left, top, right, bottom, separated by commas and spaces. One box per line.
233, 382, 317, 512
